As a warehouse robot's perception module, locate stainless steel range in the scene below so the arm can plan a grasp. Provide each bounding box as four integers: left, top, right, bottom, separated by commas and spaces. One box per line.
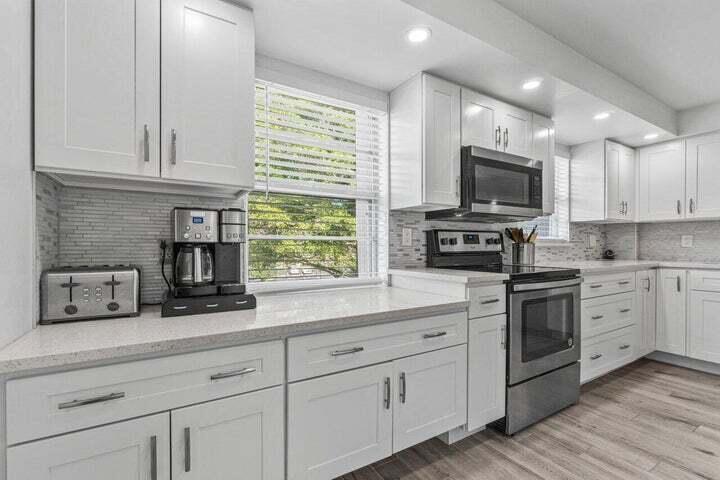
426, 229, 582, 434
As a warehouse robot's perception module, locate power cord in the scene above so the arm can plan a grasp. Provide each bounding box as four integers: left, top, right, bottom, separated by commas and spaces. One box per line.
160, 240, 173, 295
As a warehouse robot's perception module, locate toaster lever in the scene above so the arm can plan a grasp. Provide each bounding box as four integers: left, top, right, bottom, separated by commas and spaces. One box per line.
61, 277, 81, 302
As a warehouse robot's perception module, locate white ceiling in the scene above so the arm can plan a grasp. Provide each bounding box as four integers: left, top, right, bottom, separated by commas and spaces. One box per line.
494, 0, 720, 111
241, 0, 676, 146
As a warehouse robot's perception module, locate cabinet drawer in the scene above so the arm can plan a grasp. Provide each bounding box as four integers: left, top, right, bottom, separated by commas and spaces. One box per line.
690, 269, 720, 292
7, 341, 283, 445
468, 284, 506, 318
582, 292, 636, 339
287, 312, 467, 382
582, 272, 636, 298
581, 326, 636, 383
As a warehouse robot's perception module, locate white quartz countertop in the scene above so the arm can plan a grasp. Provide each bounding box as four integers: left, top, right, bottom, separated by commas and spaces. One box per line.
388, 267, 509, 285
0, 286, 467, 376
536, 259, 720, 274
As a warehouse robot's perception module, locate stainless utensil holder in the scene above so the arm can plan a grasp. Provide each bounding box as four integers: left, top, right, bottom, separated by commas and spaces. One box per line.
512, 243, 535, 265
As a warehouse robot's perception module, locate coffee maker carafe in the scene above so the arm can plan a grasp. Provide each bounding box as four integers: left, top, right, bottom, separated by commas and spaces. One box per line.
174, 244, 214, 286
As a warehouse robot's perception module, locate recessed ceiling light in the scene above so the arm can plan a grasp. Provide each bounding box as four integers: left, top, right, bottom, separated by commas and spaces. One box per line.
593, 112, 611, 120
522, 79, 542, 90
406, 26, 431, 44
644, 133, 659, 140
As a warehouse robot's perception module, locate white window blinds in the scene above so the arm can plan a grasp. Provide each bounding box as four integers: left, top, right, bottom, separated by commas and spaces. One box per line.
522, 156, 570, 240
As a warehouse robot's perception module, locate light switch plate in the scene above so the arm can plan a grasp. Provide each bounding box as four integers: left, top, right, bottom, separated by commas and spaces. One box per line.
402, 228, 413, 247
681, 235, 694, 248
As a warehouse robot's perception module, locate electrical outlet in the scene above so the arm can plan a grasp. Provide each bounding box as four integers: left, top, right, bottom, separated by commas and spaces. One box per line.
402, 228, 413, 247
681, 235, 694, 248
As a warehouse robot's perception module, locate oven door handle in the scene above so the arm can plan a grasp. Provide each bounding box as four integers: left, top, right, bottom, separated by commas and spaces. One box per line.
512, 278, 582, 292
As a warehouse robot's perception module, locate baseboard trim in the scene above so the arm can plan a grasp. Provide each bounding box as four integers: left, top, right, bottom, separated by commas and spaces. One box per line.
647, 351, 720, 376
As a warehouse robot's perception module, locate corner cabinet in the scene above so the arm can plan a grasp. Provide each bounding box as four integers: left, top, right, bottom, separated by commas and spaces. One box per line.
34, 0, 255, 191
390, 73, 461, 210
637, 141, 685, 221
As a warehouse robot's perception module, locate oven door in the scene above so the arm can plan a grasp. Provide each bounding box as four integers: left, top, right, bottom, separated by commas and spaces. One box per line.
508, 279, 581, 385
462, 146, 543, 217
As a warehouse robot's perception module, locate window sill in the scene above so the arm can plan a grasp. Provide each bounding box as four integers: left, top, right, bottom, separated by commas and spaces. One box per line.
248, 277, 385, 295
534, 239, 572, 247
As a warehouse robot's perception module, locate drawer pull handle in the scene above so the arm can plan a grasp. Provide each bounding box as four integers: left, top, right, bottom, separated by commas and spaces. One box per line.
150, 435, 158, 480
58, 392, 125, 409
331, 346, 364, 356
480, 298, 500, 305
423, 331, 447, 339
590, 354, 603, 360
619, 344, 631, 350
620, 308, 631, 313
173, 305, 188, 310
618, 281, 631, 285
591, 315, 604, 320
206, 303, 219, 308
184, 426, 191, 472
589, 284, 603, 289
383, 377, 391, 409
235, 300, 248, 305
210, 367, 256, 381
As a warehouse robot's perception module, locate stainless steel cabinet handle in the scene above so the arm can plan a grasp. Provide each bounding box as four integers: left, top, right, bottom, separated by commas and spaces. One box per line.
383, 377, 390, 409
677, 275, 681, 292
645, 278, 651, 291
184, 427, 191, 472
619, 308, 631, 313
589, 284, 603, 289
495, 126, 501, 148
619, 344, 631, 350
618, 281, 631, 285
210, 367, 256, 381
173, 305, 188, 310
500, 326, 506, 350
689, 198, 695, 214
591, 315, 604, 320
481, 298, 501, 305
423, 331, 447, 339
677, 200, 682, 215
399, 372, 407, 404
590, 353, 603, 360
330, 346, 364, 356
143, 124, 150, 162
206, 303, 219, 308
58, 392, 125, 409
455, 176, 461, 199
171, 129, 177, 165
150, 435, 157, 480
503, 128, 509, 149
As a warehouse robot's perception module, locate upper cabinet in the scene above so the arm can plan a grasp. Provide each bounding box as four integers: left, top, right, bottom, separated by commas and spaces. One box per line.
532, 114, 556, 215
570, 140, 635, 222
34, 0, 255, 192
637, 140, 685, 221
685, 132, 720, 219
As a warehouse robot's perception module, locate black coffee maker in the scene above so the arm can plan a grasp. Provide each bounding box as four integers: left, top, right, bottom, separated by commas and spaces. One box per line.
162, 208, 256, 317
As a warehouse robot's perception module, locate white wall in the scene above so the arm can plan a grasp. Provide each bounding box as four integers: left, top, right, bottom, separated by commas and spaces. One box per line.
0, 0, 34, 346
679, 101, 720, 137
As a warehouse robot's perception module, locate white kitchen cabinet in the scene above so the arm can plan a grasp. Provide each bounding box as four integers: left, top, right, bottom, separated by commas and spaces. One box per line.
532, 113, 556, 215
162, 0, 255, 188
172, 387, 284, 480
467, 314, 506, 430
390, 73, 461, 211
35, 0, 160, 178
637, 140, 685, 221
8, 413, 170, 480
686, 132, 720, 219
656, 269, 687, 355
461, 89, 500, 150
570, 140, 635, 222
689, 289, 720, 363
636, 269, 657, 357
287, 363, 393, 480
392, 345, 467, 451
498, 104, 532, 158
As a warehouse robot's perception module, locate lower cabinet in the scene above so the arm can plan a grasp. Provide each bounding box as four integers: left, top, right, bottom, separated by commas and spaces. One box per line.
287, 345, 467, 480
636, 269, 657, 357
467, 314, 506, 430
171, 386, 284, 480
8, 413, 171, 480
656, 269, 687, 355
689, 290, 720, 363
581, 325, 636, 383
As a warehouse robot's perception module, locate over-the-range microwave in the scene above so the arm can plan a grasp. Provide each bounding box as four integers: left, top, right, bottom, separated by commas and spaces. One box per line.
426, 146, 544, 223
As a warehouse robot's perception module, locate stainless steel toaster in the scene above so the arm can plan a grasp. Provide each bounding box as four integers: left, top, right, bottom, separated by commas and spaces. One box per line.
40, 266, 141, 324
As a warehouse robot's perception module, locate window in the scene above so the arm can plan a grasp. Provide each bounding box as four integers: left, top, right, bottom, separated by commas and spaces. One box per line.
522, 156, 570, 241
249, 82, 386, 284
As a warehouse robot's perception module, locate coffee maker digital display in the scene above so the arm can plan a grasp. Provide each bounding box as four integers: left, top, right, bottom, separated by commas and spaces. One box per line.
162, 208, 256, 317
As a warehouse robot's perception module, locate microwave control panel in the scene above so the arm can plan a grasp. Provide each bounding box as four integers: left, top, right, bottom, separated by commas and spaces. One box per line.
435, 230, 503, 253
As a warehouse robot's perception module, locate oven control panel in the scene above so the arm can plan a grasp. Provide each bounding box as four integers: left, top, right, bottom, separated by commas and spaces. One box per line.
435, 230, 503, 253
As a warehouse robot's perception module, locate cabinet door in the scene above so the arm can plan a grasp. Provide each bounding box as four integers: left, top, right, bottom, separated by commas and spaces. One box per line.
637, 141, 685, 221
393, 345, 467, 452
689, 290, 720, 363
461, 89, 500, 150
35, 0, 160, 177
467, 314, 506, 430
162, 0, 255, 188
172, 387, 284, 480
620, 145, 636, 219
656, 269, 687, 355
287, 363, 393, 480
636, 269, 657, 357
499, 105, 532, 158
686, 133, 720, 219
605, 141, 623, 220
532, 114, 556, 215
8, 413, 169, 480
422, 74, 461, 207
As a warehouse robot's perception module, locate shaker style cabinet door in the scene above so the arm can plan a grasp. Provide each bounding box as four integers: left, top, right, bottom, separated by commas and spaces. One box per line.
689, 290, 720, 363
498, 105, 532, 158
656, 269, 687, 355
35, 0, 160, 177
7, 413, 170, 480
287, 363, 393, 480
619, 145, 636, 219
637, 141, 685, 221
467, 314, 506, 430
171, 387, 284, 480
605, 141, 623, 220
461, 89, 500, 150
636, 269, 657, 357
162, 0, 255, 188
686, 132, 720, 219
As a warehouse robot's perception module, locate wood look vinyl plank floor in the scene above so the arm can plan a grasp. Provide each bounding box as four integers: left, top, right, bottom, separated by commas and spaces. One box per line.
338, 360, 720, 480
